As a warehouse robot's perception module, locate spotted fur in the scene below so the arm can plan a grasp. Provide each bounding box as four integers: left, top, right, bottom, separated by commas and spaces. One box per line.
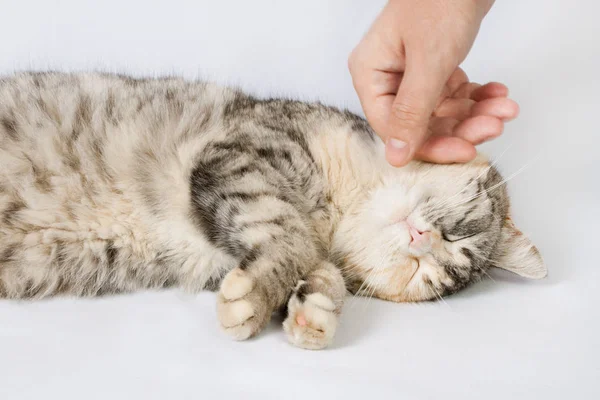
0, 72, 546, 348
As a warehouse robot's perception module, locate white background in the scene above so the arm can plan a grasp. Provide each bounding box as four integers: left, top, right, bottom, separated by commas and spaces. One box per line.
0, 1, 598, 399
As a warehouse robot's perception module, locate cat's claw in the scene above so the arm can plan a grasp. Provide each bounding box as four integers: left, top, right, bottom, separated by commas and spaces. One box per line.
283, 291, 338, 350
217, 268, 270, 340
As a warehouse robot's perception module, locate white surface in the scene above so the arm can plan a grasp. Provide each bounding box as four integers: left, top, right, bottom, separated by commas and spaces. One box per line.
1, 1, 598, 399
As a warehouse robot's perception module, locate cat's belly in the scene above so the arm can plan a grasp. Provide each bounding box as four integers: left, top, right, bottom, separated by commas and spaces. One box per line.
0, 166, 236, 297
0, 110, 235, 295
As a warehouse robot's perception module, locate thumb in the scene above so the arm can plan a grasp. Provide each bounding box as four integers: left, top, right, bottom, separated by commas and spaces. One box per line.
385, 60, 451, 167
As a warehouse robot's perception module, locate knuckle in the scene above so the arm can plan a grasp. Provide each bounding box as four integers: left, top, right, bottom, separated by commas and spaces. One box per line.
390, 101, 426, 126
347, 49, 360, 73
347, 52, 355, 70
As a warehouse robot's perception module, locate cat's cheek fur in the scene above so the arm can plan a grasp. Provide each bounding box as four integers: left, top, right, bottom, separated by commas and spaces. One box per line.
283, 290, 338, 350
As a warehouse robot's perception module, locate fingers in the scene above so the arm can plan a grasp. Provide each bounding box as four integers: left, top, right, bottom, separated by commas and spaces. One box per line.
415, 136, 477, 164
445, 68, 470, 96
452, 115, 503, 144
434, 88, 517, 122
351, 50, 516, 166
436, 68, 469, 108
452, 82, 481, 99
429, 115, 504, 145
429, 117, 460, 137
453, 81, 508, 101
434, 98, 475, 120
471, 97, 519, 121
385, 58, 454, 167
470, 82, 508, 101
439, 70, 509, 105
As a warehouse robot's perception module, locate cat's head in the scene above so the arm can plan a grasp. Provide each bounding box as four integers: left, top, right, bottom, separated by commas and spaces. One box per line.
331, 155, 546, 302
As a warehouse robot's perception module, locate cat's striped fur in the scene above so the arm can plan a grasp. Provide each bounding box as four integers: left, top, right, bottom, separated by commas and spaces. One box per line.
0, 72, 545, 349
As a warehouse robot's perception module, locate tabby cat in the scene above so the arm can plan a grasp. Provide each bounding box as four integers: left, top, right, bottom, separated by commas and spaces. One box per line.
0, 72, 546, 349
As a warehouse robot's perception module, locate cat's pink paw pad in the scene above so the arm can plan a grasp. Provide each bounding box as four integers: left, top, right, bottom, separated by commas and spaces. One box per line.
296, 314, 307, 326
283, 292, 338, 350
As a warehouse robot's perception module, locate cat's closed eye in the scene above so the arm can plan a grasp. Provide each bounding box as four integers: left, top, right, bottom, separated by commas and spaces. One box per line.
443, 232, 479, 242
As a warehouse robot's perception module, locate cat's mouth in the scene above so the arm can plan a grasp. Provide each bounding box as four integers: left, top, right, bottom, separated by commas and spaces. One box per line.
400, 258, 421, 294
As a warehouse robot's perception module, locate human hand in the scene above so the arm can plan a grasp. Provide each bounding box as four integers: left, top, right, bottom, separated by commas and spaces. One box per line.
349, 0, 519, 166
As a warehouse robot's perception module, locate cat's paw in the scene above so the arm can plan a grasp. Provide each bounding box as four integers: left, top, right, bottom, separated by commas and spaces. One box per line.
283, 285, 338, 350
217, 268, 270, 341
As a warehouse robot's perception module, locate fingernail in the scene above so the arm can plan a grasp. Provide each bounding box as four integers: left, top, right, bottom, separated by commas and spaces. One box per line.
388, 138, 407, 150
386, 138, 410, 166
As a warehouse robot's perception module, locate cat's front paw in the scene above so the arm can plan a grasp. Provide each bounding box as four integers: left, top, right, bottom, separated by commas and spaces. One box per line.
283, 283, 338, 350
217, 268, 270, 340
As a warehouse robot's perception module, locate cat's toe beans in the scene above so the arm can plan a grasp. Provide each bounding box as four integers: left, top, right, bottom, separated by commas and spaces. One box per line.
284, 292, 338, 350
220, 268, 254, 301
218, 299, 254, 328
217, 296, 264, 341
217, 269, 269, 341
223, 322, 257, 341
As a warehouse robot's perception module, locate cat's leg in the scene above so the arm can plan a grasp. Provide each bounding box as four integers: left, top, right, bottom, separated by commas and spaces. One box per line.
283, 261, 346, 350
216, 220, 319, 340
199, 186, 320, 340
191, 139, 328, 341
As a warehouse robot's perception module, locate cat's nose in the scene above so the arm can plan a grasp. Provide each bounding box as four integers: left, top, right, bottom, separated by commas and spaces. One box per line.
408, 226, 432, 252
409, 226, 426, 243
409, 226, 423, 242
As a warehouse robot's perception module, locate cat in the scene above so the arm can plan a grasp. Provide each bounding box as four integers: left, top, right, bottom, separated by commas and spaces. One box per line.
0, 72, 546, 349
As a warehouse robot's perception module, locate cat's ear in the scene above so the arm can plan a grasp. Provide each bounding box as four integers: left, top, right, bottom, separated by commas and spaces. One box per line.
493, 217, 547, 279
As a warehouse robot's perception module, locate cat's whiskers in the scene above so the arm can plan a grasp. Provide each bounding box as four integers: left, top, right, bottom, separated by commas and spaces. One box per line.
428, 143, 514, 211
430, 154, 540, 219
480, 268, 497, 283
347, 264, 380, 310
338, 265, 364, 280
431, 285, 450, 308
471, 253, 498, 282
446, 160, 534, 210
363, 276, 382, 310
